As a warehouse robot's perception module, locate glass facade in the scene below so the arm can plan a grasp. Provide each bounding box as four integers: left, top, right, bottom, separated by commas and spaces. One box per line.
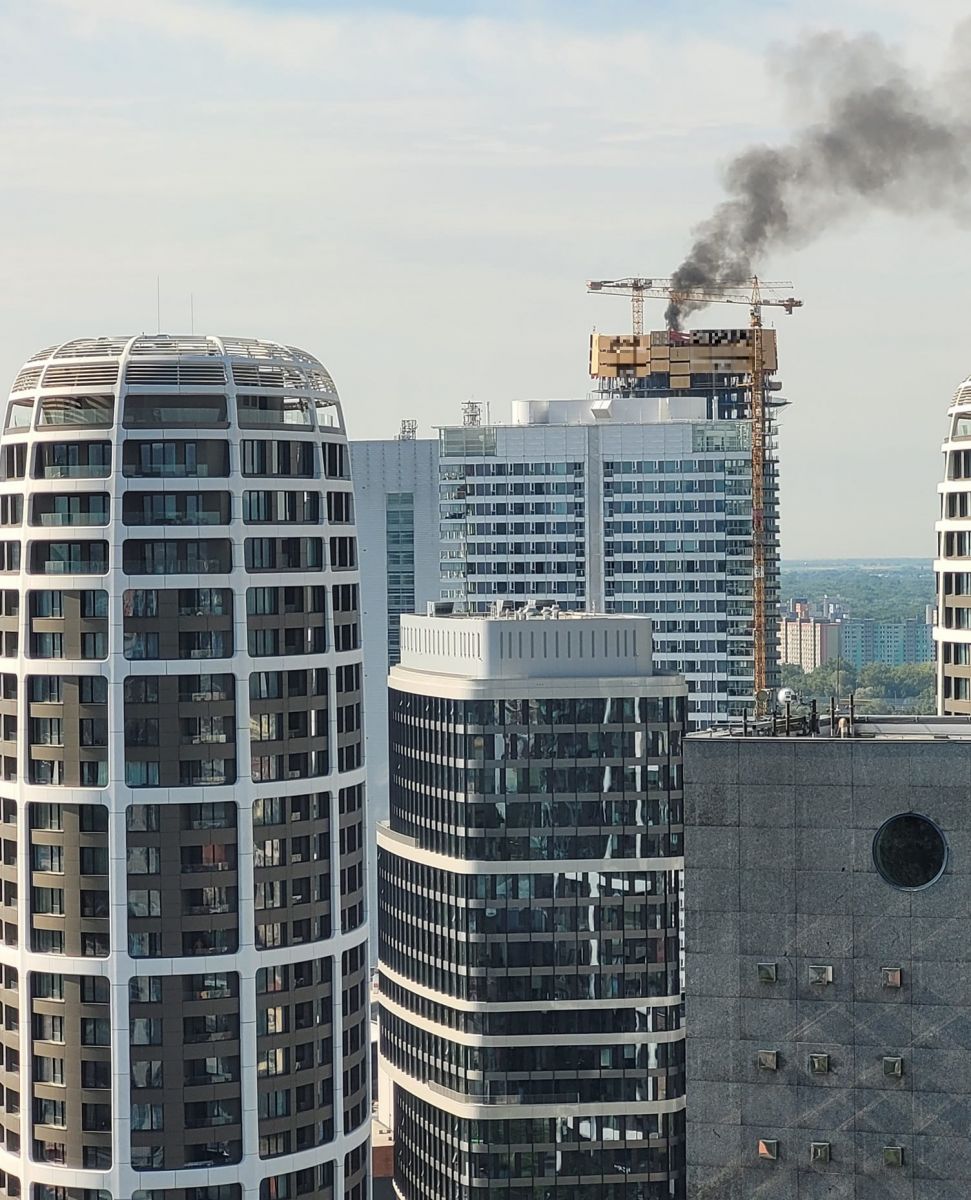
378, 664, 686, 1199
385, 493, 415, 667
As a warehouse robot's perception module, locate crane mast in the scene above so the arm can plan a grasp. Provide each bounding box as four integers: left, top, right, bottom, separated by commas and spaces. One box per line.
749, 280, 769, 716
587, 275, 802, 716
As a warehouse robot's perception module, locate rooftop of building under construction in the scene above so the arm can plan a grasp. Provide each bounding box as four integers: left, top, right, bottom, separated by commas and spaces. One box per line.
589, 326, 779, 385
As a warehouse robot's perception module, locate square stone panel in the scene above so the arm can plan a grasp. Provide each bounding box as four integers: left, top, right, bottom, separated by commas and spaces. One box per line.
797, 914, 854, 959
795, 823, 855, 875
739, 783, 796, 828
798, 869, 854, 916
739, 740, 795, 787
794, 782, 853, 829
793, 742, 852, 788
740, 996, 799, 1042
684, 781, 741, 827
739, 825, 795, 873
684, 740, 739, 787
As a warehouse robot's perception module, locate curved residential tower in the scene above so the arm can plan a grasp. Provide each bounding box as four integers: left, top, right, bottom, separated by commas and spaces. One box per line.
378, 608, 688, 1200
935, 375, 971, 713
0, 336, 368, 1200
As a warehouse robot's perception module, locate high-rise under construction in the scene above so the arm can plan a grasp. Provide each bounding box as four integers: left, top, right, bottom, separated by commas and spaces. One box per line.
439, 322, 785, 722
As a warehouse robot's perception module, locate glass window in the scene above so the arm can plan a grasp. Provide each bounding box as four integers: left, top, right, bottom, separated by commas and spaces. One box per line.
32, 844, 64, 873
130, 1017, 162, 1045
80, 846, 108, 875
873, 812, 948, 889
38, 395, 113, 427
124, 633, 160, 660
80, 975, 109, 1003
125, 761, 161, 788
131, 1060, 163, 1089
31, 494, 109, 527
79, 675, 107, 704
30, 541, 107, 575
33, 441, 111, 479
122, 492, 229, 526
127, 846, 161, 874
131, 1102, 164, 1130
6, 400, 32, 429
122, 539, 231, 575
79, 1099, 110, 1128
237, 394, 311, 428
122, 440, 229, 479
124, 676, 159, 704
126, 804, 160, 832
34, 1055, 65, 1084
124, 396, 227, 428
127, 889, 161, 917
81, 1059, 111, 1089
82, 585, 108, 614
80, 1017, 110, 1045
129, 976, 162, 1003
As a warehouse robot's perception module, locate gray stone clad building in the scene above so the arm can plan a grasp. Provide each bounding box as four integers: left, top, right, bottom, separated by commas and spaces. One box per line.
685, 715, 971, 1199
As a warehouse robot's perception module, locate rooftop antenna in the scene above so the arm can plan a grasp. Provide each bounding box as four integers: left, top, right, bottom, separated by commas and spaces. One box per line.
156, 277, 161, 335
397, 419, 417, 441
462, 399, 481, 427
190, 293, 195, 335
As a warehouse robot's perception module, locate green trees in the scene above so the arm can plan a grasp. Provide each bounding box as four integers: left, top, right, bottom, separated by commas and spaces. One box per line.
780, 562, 933, 623
778, 661, 934, 714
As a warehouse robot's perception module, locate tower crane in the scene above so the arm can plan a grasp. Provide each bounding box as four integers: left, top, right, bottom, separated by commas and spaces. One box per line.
586, 277, 801, 334
586, 275, 804, 717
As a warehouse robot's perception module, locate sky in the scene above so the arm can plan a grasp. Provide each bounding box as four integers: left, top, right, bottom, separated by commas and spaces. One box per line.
0, 0, 968, 557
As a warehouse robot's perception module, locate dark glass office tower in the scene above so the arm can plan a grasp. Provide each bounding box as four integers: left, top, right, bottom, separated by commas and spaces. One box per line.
377, 608, 687, 1199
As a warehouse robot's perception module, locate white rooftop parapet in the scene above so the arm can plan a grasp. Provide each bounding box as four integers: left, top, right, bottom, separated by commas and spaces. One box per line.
397, 610, 654, 681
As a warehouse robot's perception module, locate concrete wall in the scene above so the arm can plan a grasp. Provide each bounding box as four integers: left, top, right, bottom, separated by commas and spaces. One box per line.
350, 437, 440, 828
349, 438, 440, 963
685, 733, 971, 1199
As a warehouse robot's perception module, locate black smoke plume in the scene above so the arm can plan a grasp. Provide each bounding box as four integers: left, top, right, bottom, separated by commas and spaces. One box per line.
666, 30, 971, 328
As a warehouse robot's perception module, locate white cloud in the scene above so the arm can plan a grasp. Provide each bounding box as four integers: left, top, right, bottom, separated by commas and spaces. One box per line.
0, 0, 967, 556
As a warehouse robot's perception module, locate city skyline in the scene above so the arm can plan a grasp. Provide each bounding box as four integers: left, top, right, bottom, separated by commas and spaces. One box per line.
1, 1, 970, 557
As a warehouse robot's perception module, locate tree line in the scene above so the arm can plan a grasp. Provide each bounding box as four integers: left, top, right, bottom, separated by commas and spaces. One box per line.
780, 660, 935, 715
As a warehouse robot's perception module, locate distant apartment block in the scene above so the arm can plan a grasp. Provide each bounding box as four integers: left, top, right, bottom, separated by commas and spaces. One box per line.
778, 616, 840, 672
839, 617, 933, 669
780, 616, 933, 673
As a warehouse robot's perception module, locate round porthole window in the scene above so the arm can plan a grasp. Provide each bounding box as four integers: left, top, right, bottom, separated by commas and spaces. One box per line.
872, 812, 948, 890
